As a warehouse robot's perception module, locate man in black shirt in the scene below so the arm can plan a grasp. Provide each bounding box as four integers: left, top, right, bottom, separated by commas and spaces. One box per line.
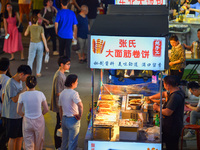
149, 75, 185, 150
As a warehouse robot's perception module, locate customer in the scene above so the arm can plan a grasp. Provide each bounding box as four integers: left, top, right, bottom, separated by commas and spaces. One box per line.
0, 57, 10, 104
150, 75, 185, 150
17, 75, 49, 150
76, 5, 89, 64
55, 0, 78, 58
183, 81, 200, 140
18, 0, 31, 22
30, 0, 44, 16
50, 56, 71, 149
0, 57, 10, 150
25, 15, 49, 77
38, 0, 58, 55
59, 74, 83, 150
1, 65, 32, 150
83, 0, 100, 27
3, 3, 24, 61
169, 35, 186, 80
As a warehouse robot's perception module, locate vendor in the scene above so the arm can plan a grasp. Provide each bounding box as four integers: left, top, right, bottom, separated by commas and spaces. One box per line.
149, 75, 185, 150
184, 28, 200, 54
169, 35, 186, 80
184, 0, 200, 17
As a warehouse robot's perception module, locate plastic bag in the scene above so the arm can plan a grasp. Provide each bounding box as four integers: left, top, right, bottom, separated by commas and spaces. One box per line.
44, 52, 49, 63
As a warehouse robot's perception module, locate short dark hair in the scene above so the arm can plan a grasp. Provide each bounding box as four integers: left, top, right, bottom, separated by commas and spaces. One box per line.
61, 0, 70, 6
0, 57, 9, 71
17, 65, 32, 75
58, 56, 70, 66
197, 29, 200, 32
164, 75, 180, 87
26, 76, 37, 89
169, 35, 179, 42
31, 15, 38, 24
187, 81, 200, 90
43, 0, 52, 6
65, 74, 78, 87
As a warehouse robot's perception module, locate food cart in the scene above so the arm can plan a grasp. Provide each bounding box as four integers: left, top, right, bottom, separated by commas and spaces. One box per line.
84, 4, 169, 150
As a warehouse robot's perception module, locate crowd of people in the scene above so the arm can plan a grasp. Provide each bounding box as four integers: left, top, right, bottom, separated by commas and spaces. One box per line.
0, 56, 83, 150
0, 0, 92, 149
1, 0, 103, 69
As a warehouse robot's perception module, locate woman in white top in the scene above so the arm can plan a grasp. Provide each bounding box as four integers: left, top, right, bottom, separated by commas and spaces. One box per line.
59, 74, 83, 150
17, 75, 49, 150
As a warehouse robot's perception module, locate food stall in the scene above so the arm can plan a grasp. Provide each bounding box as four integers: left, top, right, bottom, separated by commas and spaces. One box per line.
84, 4, 169, 150
169, 18, 199, 45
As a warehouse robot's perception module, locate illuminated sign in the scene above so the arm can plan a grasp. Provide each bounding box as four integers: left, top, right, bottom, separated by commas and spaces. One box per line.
88, 141, 162, 150
90, 35, 166, 70
115, 0, 166, 5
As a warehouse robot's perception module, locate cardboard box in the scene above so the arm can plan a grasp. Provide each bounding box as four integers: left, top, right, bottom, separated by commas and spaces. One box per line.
119, 126, 138, 141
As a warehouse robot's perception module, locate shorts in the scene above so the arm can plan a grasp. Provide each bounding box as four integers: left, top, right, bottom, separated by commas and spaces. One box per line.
19, 4, 30, 14
76, 37, 88, 54
6, 118, 23, 138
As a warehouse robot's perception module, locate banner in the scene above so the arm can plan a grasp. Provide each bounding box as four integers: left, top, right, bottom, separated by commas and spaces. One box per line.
90, 35, 166, 70
88, 141, 162, 150
115, 0, 166, 5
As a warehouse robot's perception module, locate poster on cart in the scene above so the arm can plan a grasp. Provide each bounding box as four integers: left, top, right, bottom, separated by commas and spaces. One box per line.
90, 35, 166, 71
88, 141, 162, 150
115, 0, 166, 5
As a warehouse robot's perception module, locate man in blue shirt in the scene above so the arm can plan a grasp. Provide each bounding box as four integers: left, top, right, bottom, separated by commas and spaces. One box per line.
185, 0, 200, 16
55, 0, 78, 58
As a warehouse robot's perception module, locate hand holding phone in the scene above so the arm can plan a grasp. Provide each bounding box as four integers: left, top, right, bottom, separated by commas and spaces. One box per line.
5, 34, 10, 39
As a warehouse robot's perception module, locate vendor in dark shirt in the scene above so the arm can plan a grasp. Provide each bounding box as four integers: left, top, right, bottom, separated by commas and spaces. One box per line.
149, 75, 185, 150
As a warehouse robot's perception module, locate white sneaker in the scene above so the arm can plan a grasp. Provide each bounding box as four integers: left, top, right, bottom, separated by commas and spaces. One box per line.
183, 131, 196, 140
53, 51, 59, 56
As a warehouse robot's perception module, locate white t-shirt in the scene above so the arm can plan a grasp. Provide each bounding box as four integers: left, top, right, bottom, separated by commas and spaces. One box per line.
18, 0, 31, 4
59, 89, 81, 117
18, 90, 46, 119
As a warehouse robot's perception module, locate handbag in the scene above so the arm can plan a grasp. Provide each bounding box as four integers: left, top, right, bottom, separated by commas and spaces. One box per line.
18, 23, 23, 33
37, 7, 47, 25
72, 40, 80, 51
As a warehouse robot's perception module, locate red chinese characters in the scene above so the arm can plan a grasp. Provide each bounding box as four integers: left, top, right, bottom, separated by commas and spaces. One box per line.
106, 49, 114, 57
129, 40, 136, 48
146, 0, 154, 5
119, 39, 127, 47
133, 50, 140, 58
115, 49, 123, 57
153, 40, 162, 57
142, 50, 149, 58
137, 0, 145, 5
128, 0, 135, 4
119, 0, 126, 4
91, 143, 95, 150
156, 0, 163, 5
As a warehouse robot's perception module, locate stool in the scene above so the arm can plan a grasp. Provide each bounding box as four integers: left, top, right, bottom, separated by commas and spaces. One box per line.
181, 124, 200, 150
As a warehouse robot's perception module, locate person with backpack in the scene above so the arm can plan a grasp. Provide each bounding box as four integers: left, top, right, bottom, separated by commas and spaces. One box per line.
38, 0, 58, 55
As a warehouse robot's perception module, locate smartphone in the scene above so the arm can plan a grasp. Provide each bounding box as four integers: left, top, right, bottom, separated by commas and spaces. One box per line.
29, 21, 32, 25
5, 34, 10, 39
